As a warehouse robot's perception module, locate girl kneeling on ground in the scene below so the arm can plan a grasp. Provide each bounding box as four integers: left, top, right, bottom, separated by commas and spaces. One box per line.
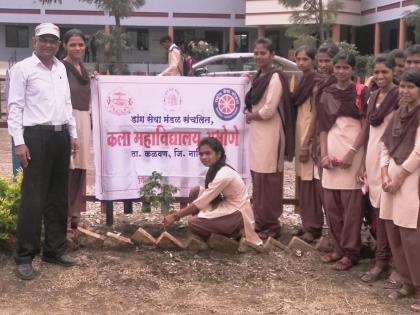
163, 137, 262, 246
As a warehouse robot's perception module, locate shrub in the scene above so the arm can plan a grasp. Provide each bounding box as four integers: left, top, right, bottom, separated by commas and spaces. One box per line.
0, 170, 23, 240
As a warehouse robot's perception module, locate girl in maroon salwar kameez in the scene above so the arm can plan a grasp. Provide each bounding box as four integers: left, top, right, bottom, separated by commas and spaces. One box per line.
163, 137, 262, 246
244, 38, 295, 240
360, 55, 399, 283
318, 51, 369, 271
379, 69, 420, 312
293, 46, 324, 243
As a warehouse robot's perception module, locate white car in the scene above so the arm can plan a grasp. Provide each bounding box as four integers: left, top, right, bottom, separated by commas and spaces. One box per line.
191, 53, 300, 78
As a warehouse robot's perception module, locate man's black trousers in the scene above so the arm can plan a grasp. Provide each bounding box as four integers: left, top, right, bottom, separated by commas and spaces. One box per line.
15, 127, 70, 265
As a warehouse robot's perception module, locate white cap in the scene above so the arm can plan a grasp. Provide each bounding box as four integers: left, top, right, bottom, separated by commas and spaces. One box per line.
35, 23, 60, 39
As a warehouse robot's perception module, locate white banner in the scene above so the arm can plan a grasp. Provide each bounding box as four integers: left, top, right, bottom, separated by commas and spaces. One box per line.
91, 76, 250, 200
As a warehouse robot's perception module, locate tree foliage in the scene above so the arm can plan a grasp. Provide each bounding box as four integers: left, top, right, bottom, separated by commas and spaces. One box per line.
404, 0, 420, 44
279, 0, 343, 46
40, 0, 146, 72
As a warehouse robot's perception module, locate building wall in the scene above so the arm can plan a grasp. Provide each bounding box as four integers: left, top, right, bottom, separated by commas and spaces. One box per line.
361, 0, 417, 25
0, 0, 256, 63
245, 0, 417, 26
245, 0, 361, 26
0, 0, 247, 28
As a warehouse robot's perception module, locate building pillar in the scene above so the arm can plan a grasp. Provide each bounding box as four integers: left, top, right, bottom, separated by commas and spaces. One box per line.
399, 18, 406, 49
104, 25, 111, 67
257, 25, 265, 38
332, 24, 341, 43
374, 23, 381, 55
168, 26, 174, 39
229, 27, 235, 53
350, 26, 356, 44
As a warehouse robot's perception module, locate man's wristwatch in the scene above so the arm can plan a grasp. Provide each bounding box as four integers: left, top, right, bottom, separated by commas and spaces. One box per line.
173, 212, 181, 221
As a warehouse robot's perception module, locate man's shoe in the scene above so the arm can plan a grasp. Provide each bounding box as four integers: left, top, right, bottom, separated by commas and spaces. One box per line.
42, 254, 77, 267
16, 263, 34, 280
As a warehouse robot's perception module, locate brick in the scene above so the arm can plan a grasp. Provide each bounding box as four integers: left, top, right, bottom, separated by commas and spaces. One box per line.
238, 238, 266, 253
263, 236, 289, 252
66, 238, 79, 252
185, 235, 208, 251
288, 236, 317, 254
156, 232, 186, 249
76, 227, 105, 248
104, 232, 134, 248
207, 234, 238, 254
131, 228, 157, 246
315, 236, 334, 252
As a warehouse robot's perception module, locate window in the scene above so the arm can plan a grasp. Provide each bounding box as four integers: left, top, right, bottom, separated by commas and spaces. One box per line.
266, 30, 280, 55
174, 29, 195, 48
234, 31, 249, 52
6, 25, 29, 48
204, 30, 223, 52
127, 29, 149, 51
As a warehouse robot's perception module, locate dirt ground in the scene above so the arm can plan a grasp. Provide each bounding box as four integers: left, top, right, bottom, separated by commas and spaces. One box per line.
0, 129, 418, 315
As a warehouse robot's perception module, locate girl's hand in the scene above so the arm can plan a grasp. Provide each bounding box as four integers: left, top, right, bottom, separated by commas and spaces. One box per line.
382, 174, 392, 192
357, 168, 366, 185
341, 150, 356, 169
299, 147, 310, 163
321, 156, 332, 169
163, 213, 177, 226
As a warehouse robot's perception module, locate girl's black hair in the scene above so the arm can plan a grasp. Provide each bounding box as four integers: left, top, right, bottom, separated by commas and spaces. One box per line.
389, 48, 405, 61
317, 42, 340, 58
63, 29, 86, 44
400, 69, 420, 87
295, 45, 317, 60
372, 53, 394, 70
254, 37, 275, 53
333, 50, 356, 68
198, 137, 227, 188
404, 44, 420, 58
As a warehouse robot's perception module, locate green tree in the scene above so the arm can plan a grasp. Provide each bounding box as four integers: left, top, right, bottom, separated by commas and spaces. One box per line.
40, 0, 145, 72
404, 0, 420, 44
279, 0, 343, 47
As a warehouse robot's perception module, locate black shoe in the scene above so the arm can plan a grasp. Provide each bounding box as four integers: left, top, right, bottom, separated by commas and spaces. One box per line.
16, 263, 34, 280
42, 254, 77, 267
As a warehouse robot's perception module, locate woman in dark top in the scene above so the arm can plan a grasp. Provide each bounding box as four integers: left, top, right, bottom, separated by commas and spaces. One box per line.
62, 29, 91, 236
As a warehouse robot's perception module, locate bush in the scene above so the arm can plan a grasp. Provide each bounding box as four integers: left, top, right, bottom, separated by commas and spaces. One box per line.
191, 41, 219, 62
0, 170, 23, 240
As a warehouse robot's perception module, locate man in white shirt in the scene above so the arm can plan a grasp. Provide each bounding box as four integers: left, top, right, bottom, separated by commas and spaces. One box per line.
158, 36, 183, 76
8, 23, 78, 280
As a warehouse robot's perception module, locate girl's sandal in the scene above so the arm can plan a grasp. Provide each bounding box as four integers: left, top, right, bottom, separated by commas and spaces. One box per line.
321, 252, 342, 264
411, 301, 420, 313
360, 267, 387, 283
334, 256, 354, 271
383, 277, 403, 290
388, 285, 415, 300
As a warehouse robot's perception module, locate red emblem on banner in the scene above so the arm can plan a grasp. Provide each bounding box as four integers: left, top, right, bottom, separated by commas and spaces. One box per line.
163, 88, 182, 112
106, 88, 134, 116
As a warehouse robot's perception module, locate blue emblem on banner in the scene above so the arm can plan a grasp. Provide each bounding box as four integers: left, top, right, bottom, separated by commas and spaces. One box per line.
213, 88, 241, 121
